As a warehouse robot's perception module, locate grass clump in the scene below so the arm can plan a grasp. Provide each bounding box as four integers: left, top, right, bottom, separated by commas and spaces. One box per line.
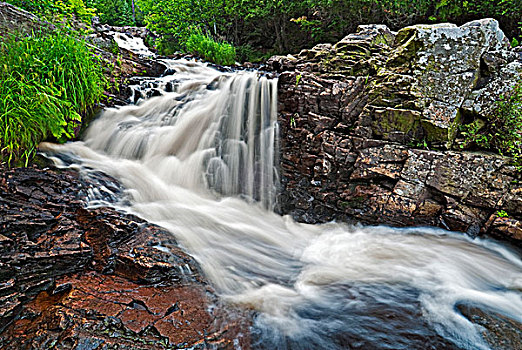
0, 31, 104, 166
185, 33, 236, 66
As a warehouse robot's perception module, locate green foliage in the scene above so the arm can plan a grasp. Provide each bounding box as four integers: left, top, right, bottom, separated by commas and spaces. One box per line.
7, 0, 522, 60
0, 31, 104, 166
496, 210, 509, 218
137, 0, 224, 52
290, 113, 297, 128
85, 0, 141, 26
460, 81, 522, 164
6, 0, 95, 23
235, 44, 256, 63
235, 44, 273, 63
134, 0, 522, 62
302, 0, 522, 43
295, 74, 302, 87
186, 33, 236, 65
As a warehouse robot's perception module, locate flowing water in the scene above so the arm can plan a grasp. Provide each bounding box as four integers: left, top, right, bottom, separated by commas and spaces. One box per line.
112, 31, 156, 58
42, 60, 522, 350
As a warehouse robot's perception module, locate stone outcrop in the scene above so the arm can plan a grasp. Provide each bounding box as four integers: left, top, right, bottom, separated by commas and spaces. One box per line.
0, 166, 249, 348
272, 20, 522, 245
0, 2, 51, 34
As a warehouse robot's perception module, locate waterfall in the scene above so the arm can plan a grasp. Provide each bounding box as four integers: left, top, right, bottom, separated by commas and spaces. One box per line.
41, 60, 522, 350
74, 60, 279, 210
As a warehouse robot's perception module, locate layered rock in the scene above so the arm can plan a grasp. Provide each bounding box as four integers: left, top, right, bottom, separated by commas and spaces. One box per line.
0, 166, 249, 348
272, 20, 522, 244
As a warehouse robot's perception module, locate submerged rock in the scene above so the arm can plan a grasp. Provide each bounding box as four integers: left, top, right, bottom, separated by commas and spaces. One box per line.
458, 304, 522, 350
0, 166, 249, 348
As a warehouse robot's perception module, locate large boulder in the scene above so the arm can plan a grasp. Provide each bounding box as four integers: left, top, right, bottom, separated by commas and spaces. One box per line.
272, 19, 521, 147
371, 19, 519, 146
273, 20, 522, 245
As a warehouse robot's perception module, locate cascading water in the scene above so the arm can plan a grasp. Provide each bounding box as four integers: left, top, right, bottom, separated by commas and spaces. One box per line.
42, 60, 522, 350
112, 32, 156, 58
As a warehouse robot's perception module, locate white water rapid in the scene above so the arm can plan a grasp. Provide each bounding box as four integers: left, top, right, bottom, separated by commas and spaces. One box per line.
42, 60, 522, 350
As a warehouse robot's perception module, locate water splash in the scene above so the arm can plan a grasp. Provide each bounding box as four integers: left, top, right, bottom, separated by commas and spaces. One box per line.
42, 60, 522, 350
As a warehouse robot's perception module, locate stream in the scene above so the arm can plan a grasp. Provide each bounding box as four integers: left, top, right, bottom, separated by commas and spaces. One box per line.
41, 59, 522, 350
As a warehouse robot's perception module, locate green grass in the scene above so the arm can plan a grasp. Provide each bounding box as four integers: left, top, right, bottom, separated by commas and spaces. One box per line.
185, 33, 236, 66
0, 31, 104, 166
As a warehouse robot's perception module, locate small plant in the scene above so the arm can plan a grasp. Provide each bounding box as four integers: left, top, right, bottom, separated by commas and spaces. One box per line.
109, 40, 120, 55
290, 114, 297, 128
496, 210, 509, 218
185, 32, 236, 66
417, 139, 429, 150
295, 74, 302, 87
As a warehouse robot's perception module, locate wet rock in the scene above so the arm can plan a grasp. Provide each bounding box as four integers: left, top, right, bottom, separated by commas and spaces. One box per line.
0, 166, 249, 348
374, 19, 515, 145
458, 304, 522, 350
487, 216, 522, 241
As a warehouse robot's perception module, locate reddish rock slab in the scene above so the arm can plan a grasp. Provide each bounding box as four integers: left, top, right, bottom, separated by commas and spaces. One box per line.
0, 166, 250, 349
3, 273, 246, 349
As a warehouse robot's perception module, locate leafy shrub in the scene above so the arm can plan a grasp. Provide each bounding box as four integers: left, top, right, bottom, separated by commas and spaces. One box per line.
186, 33, 236, 65
460, 81, 522, 163
137, 0, 225, 51
235, 44, 273, 63
496, 210, 509, 218
0, 31, 104, 166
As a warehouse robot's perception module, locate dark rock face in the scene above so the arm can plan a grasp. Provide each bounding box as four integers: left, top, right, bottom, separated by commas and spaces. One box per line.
0, 167, 249, 349
273, 21, 522, 245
